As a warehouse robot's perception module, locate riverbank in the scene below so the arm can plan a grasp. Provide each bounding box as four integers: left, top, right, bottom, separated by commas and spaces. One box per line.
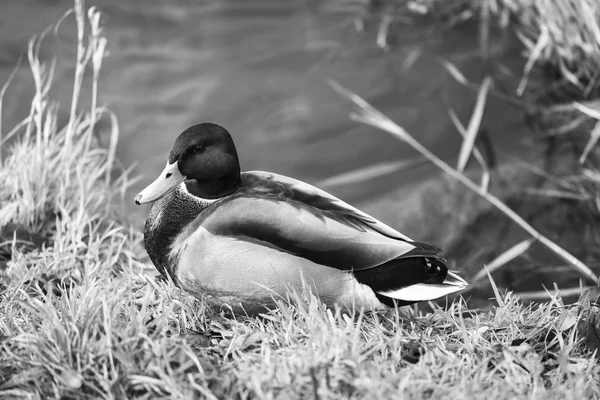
1, 1, 600, 398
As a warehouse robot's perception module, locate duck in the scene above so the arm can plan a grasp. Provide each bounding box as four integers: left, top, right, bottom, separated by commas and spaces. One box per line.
135, 123, 467, 313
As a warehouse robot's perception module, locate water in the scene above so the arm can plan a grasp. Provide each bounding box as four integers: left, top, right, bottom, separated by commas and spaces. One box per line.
1, 0, 531, 221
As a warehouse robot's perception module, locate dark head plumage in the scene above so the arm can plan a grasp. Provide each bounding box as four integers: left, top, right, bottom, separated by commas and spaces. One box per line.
135, 123, 242, 205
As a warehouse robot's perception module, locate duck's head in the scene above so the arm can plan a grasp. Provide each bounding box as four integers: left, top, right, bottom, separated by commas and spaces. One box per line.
135, 123, 241, 205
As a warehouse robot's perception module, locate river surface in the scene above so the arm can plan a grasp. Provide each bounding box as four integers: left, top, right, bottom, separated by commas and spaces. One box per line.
1, 0, 532, 220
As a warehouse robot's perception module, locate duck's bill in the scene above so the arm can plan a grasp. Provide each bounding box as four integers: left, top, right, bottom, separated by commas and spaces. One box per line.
377, 271, 468, 302
134, 161, 186, 205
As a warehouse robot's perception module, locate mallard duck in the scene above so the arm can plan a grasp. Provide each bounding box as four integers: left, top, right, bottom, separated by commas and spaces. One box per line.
135, 123, 467, 313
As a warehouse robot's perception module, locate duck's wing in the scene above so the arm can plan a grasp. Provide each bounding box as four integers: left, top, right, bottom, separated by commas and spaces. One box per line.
247, 171, 415, 242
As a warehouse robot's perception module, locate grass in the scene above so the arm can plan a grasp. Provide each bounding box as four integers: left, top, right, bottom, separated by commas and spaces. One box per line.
1, 0, 600, 398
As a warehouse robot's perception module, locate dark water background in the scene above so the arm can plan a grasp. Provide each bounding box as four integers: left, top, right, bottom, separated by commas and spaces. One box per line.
1, 0, 532, 221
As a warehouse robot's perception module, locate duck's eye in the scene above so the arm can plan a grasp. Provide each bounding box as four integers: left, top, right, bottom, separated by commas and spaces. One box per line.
193, 145, 205, 154
425, 258, 442, 276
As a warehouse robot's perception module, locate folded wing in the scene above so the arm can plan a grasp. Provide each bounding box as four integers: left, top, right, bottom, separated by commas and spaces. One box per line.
181, 171, 442, 273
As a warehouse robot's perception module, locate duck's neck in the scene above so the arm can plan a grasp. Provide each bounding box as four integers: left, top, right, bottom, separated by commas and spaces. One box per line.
144, 185, 213, 284
184, 171, 241, 199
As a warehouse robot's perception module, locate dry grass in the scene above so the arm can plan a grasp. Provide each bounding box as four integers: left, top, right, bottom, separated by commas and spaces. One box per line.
3, 256, 600, 399
489, 0, 600, 96
1, 1, 600, 398
357, 0, 600, 97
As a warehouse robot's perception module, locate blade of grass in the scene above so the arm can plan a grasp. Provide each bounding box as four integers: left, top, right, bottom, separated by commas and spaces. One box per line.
439, 59, 472, 87
574, 101, 600, 121
437, 56, 527, 108
559, 59, 585, 90
0, 56, 22, 163
547, 115, 590, 136
573, 102, 600, 164
485, 266, 505, 308
457, 76, 491, 173
523, 188, 590, 201
517, 25, 549, 97
516, 286, 588, 301
99, 107, 120, 186
472, 238, 536, 283
317, 157, 426, 188
66, 1, 92, 153
376, 13, 393, 50
329, 80, 599, 284
447, 105, 490, 192
85, 6, 108, 155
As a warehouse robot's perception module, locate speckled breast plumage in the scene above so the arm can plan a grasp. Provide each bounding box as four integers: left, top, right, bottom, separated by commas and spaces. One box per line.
144, 184, 211, 283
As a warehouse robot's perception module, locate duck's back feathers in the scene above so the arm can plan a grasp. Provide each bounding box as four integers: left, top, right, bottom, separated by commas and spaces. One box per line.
246, 171, 415, 242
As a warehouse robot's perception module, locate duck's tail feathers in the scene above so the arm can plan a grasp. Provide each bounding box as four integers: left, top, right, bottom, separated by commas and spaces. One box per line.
376, 271, 468, 306
352, 243, 468, 307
